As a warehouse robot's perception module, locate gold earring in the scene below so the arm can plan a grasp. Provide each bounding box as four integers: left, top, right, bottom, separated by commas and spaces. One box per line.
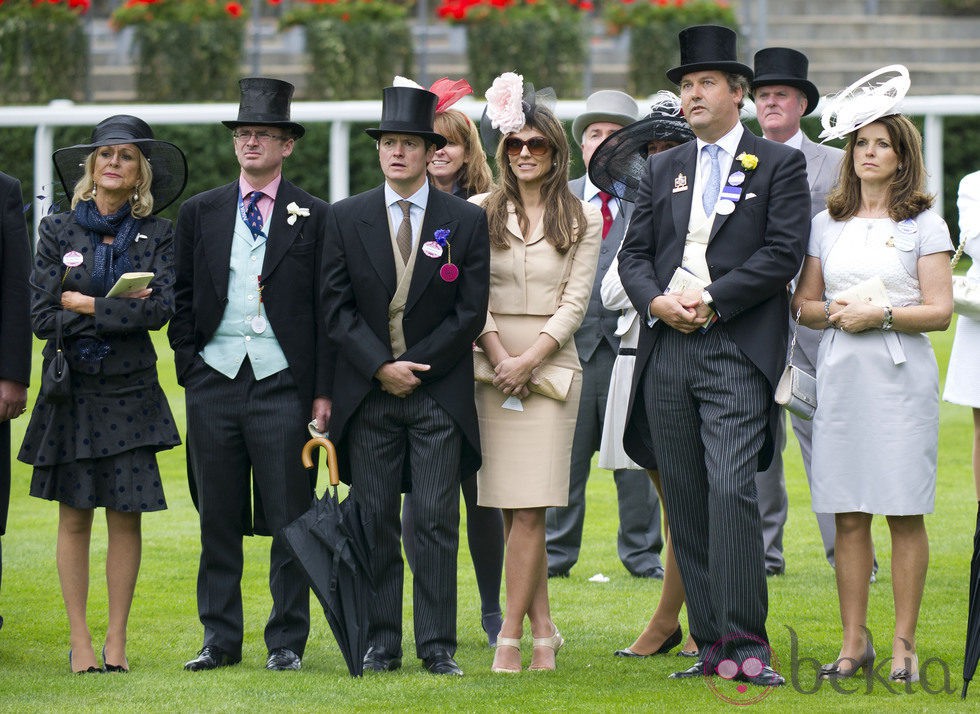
91, 184, 97, 197
132, 187, 140, 202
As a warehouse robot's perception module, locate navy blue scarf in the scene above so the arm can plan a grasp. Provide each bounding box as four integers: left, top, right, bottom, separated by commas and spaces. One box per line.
74, 199, 141, 296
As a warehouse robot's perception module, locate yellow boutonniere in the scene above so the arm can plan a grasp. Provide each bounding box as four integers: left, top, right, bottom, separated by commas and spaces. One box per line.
736, 152, 759, 170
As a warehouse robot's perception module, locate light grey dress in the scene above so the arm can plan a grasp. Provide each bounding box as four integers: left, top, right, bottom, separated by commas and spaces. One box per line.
808, 209, 952, 516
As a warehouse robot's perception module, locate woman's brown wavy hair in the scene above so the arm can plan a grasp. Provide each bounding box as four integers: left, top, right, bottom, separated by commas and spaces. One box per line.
481, 104, 585, 254
826, 114, 933, 222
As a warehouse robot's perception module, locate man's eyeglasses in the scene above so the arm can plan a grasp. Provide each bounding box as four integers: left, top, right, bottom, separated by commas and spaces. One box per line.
232, 130, 287, 143
504, 137, 550, 157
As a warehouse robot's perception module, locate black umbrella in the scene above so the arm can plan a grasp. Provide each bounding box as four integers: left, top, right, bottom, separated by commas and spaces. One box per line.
283, 437, 376, 677
964, 504, 980, 698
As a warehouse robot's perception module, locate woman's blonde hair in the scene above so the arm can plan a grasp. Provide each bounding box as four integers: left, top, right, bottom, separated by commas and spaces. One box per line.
482, 104, 585, 254
71, 147, 155, 218
433, 109, 494, 197
826, 114, 933, 222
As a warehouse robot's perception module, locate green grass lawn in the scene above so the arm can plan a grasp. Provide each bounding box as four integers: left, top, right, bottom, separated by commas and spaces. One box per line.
0, 324, 975, 712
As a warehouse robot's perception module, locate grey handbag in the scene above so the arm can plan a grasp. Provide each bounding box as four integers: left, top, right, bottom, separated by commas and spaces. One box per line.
774, 307, 817, 420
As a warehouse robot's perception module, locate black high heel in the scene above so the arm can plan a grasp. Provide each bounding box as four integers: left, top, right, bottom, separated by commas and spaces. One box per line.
614, 625, 683, 658
69, 649, 103, 675
889, 653, 919, 683
819, 643, 876, 679
102, 646, 129, 673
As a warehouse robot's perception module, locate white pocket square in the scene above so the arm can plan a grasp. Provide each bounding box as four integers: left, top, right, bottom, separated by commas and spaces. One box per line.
745, 192, 758, 200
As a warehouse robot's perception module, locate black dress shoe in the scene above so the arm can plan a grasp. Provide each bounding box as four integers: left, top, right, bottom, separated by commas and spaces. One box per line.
363, 646, 402, 672
614, 625, 683, 658
739, 665, 785, 687
184, 645, 241, 671
266, 647, 301, 671
765, 565, 785, 577
422, 650, 463, 676
631, 565, 665, 580
669, 660, 707, 679
547, 568, 570, 579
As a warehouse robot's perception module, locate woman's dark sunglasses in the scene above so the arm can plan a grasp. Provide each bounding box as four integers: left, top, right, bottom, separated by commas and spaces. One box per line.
504, 137, 550, 156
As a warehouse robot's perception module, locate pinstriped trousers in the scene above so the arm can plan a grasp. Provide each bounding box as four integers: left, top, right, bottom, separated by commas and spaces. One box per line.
186, 359, 313, 657
347, 388, 461, 660
643, 325, 772, 667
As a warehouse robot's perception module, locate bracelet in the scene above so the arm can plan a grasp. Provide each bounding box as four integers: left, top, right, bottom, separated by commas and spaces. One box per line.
824, 299, 833, 325
882, 305, 894, 330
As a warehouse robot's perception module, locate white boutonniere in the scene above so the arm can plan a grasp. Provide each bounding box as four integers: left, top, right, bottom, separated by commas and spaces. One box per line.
135, 233, 148, 243
286, 202, 310, 225
736, 152, 759, 171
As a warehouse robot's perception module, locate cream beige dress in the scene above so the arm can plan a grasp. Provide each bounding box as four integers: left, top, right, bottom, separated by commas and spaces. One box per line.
469, 194, 602, 508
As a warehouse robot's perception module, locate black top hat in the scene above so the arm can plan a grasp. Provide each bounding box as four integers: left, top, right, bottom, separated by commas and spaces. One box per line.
223, 77, 305, 139
53, 114, 188, 214
588, 95, 695, 203
751, 47, 820, 116
666, 25, 753, 85
365, 86, 447, 149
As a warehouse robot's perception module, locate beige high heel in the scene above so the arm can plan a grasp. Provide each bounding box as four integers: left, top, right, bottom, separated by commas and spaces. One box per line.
491, 636, 522, 674
528, 629, 564, 671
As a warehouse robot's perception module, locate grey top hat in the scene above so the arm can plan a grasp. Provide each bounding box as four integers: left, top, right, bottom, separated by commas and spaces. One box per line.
666, 25, 753, 85
571, 90, 640, 143
53, 114, 188, 214
751, 47, 820, 116
223, 77, 305, 139
365, 86, 447, 149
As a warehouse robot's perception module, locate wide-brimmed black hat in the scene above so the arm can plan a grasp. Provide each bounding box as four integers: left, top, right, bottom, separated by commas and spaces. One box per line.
365, 86, 447, 149
588, 93, 695, 203
751, 47, 820, 116
223, 77, 305, 139
52, 114, 188, 214
666, 25, 753, 85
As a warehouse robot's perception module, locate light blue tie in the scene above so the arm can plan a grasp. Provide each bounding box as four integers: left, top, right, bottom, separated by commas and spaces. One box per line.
702, 144, 721, 215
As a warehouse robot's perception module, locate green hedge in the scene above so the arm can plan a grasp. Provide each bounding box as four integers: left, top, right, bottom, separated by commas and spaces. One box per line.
7, 116, 980, 244
7, 122, 387, 226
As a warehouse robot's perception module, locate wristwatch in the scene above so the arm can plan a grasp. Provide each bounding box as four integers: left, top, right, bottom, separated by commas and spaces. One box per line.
701, 289, 714, 308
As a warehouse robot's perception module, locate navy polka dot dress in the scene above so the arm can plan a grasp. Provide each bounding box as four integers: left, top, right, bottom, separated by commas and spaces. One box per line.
18, 212, 180, 512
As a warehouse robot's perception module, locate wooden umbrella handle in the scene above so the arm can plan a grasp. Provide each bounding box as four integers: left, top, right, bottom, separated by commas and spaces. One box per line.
301, 437, 340, 487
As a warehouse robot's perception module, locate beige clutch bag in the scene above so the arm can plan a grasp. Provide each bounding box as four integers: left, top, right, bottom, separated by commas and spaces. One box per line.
473, 350, 574, 402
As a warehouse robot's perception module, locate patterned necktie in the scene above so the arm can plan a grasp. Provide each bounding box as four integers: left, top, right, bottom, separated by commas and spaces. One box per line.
598, 191, 614, 239
396, 199, 413, 263
701, 144, 721, 216
244, 191, 265, 240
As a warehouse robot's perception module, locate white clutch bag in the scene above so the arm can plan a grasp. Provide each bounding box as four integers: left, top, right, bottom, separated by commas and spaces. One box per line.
833, 275, 891, 308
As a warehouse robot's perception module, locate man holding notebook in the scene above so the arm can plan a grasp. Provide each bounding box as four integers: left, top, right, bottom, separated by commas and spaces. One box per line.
618, 25, 810, 686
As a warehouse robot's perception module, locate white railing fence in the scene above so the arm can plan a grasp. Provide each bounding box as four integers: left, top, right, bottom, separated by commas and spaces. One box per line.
3, 96, 980, 236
